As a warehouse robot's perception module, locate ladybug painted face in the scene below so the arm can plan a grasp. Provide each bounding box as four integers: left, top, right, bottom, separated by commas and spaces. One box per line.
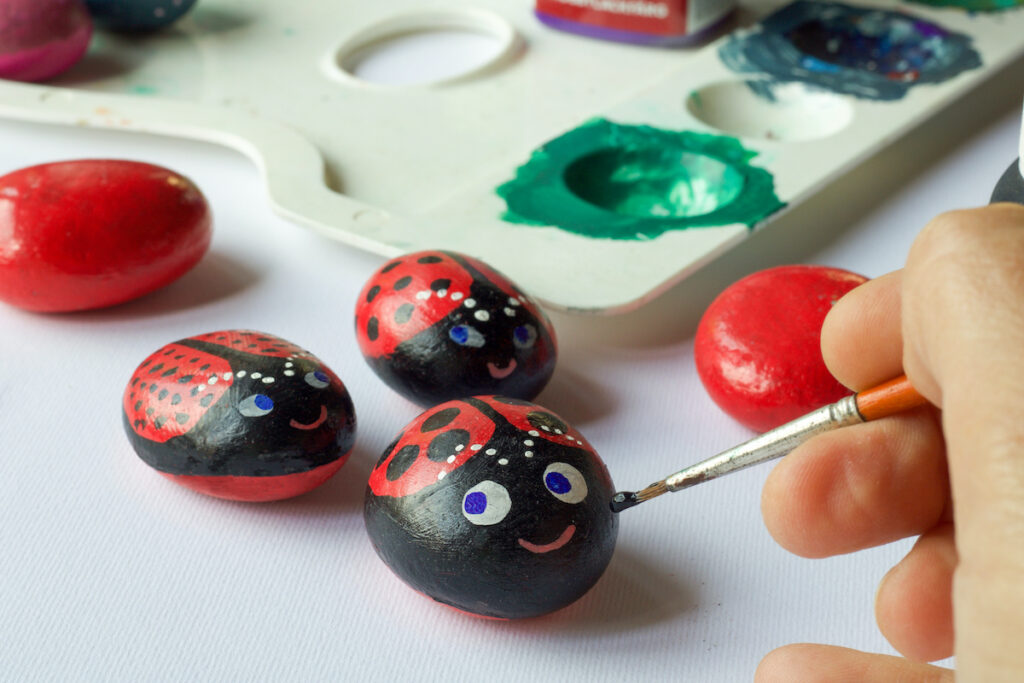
122, 330, 357, 502
355, 251, 558, 407
363, 396, 618, 619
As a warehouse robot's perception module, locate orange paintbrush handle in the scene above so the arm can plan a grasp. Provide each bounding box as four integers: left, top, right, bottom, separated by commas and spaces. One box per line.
854, 375, 929, 421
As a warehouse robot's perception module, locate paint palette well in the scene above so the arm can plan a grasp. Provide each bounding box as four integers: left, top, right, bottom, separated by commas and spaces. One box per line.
1, 0, 1023, 312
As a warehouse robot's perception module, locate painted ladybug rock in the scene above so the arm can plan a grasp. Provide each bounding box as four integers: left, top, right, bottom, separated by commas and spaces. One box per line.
123, 330, 357, 502
364, 396, 618, 619
0, 160, 212, 312
355, 251, 557, 407
695, 265, 867, 432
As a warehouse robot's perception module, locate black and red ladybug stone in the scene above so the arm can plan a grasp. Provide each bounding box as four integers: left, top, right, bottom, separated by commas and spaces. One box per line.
364, 396, 618, 619
355, 251, 558, 407
122, 330, 357, 502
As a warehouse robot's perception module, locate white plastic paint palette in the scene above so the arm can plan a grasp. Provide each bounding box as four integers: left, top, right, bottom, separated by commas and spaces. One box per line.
1, 0, 1023, 312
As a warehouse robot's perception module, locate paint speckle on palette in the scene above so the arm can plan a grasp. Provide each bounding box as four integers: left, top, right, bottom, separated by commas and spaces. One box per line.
355, 250, 558, 407
84, 0, 198, 32
123, 330, 357, 502
497, 118, 785, 239
0, 0, 93, 82
906, 0, 1024, 11
364, 396, 618, 619
719, 1, 982, 101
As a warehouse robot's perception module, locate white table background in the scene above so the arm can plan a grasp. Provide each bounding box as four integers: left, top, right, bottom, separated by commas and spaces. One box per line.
2, 30, 1022, 681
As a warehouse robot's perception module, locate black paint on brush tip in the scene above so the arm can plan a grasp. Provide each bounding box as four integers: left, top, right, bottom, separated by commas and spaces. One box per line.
610, 491, 639, 513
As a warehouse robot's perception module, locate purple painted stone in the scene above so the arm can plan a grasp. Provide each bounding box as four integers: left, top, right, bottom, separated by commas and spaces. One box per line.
0, 0, 93, 82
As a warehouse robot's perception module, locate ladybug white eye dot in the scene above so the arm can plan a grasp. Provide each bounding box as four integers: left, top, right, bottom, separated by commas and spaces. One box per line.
305, 371, 330, 389
462, 481, 512, 525
544, 463, 588, 504
474, 310, 490, 322
239, 394, 274, 417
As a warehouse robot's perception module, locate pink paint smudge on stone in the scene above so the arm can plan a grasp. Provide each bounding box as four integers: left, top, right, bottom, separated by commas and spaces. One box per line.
0, 0, 93, 82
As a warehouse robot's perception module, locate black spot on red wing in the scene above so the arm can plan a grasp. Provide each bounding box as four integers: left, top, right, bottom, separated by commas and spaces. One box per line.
528, 411, 568, 434
149, 362, 164, 374
134, 400, 142, 411
394, 304, 414, 324
427, 429, 471, 462
131, 377, 139, 386
154, 416, 166, 429
174, 354, 185, 360
394, 276, 412, 291
161, 367, 177, 377
171, 394, 181, 405
366, 285, 381, 303
430, 278, 451, 292
139, 382, 147, 389
367, 317, 380, 341
158, 389, 168, 400
381, 260, 402, 274
376, 435, 400, 469
386, 445, 420, 481
418, 255, 443, 264
140, 360, 151, 368
420, 407, 460, 432
149, 385, 157, 394
178, 375, 193, 384
175, 413, 189, 424
200, 394, 214, 407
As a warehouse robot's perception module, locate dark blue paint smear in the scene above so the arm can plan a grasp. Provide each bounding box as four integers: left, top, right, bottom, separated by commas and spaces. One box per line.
719, 1, 982, 101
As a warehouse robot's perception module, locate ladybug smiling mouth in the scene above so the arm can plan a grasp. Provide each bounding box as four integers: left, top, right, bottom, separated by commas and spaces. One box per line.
518, 524, 576, 554
487, 359, 517, 379
290, 405, 327, 430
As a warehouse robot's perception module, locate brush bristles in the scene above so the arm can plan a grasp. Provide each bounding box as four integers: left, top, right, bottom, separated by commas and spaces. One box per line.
635, 480, 669, 503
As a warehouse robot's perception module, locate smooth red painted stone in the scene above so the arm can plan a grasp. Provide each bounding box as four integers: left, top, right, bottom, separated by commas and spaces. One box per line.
0, 0, 93, 82
0, 160, 212, 312
694, 265, 868, 433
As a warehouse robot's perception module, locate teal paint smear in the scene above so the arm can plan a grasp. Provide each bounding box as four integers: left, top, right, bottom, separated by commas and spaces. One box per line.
129, 85, 159, 96
719, 1, 982, 101
905, 0, 1023, 10
497, 119, 785, 240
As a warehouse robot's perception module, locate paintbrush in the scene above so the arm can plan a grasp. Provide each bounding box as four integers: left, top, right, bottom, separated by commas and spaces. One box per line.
610, 375, 928, 513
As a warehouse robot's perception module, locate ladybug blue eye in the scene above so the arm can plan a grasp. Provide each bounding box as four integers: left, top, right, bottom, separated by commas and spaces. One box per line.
543, 463, 587, 504
305, 370, 330, 389
238, 394, 274, 417
461, 480, 511, 525
449, 324, 485, 348
513, 325, 537, 349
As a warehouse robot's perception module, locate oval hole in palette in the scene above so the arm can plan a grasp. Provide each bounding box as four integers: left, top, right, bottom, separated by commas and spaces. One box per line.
686, 80, 854, 142
325, 8, 520, 88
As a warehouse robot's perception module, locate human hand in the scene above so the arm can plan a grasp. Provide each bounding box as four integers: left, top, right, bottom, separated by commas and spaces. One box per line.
756, 203, 1024, 682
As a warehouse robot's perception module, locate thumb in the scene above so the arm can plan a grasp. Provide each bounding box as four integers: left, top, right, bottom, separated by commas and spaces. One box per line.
901, 203, 1024, 681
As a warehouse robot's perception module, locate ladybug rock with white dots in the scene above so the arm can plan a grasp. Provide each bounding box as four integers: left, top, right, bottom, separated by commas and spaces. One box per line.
122, 330, 357, 502
363, 396, 618, 619
355, 251, 558, 407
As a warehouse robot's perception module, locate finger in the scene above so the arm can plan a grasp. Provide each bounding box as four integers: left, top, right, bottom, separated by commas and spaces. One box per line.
755, 644, 953, 683
902, 204, 1024, 678
876, 523, 956, 662
820, 270, 904, 391
762, 407, 947, 558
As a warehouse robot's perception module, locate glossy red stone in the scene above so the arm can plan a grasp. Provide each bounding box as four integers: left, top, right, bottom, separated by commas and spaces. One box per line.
0, 160, 212, 312
694, 265, 868, 433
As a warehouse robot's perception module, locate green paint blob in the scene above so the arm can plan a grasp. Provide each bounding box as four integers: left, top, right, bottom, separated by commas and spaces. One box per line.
497, 119, 785, 240
905, 0, 1023, 10
565, 149, 746, 219
129, 85, 159, 96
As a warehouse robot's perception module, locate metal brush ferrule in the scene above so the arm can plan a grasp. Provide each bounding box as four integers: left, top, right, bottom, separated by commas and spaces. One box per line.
664, 395, 864, 492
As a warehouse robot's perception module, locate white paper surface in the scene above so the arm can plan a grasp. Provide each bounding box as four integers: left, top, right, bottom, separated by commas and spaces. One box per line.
1, 74, 1020, 681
